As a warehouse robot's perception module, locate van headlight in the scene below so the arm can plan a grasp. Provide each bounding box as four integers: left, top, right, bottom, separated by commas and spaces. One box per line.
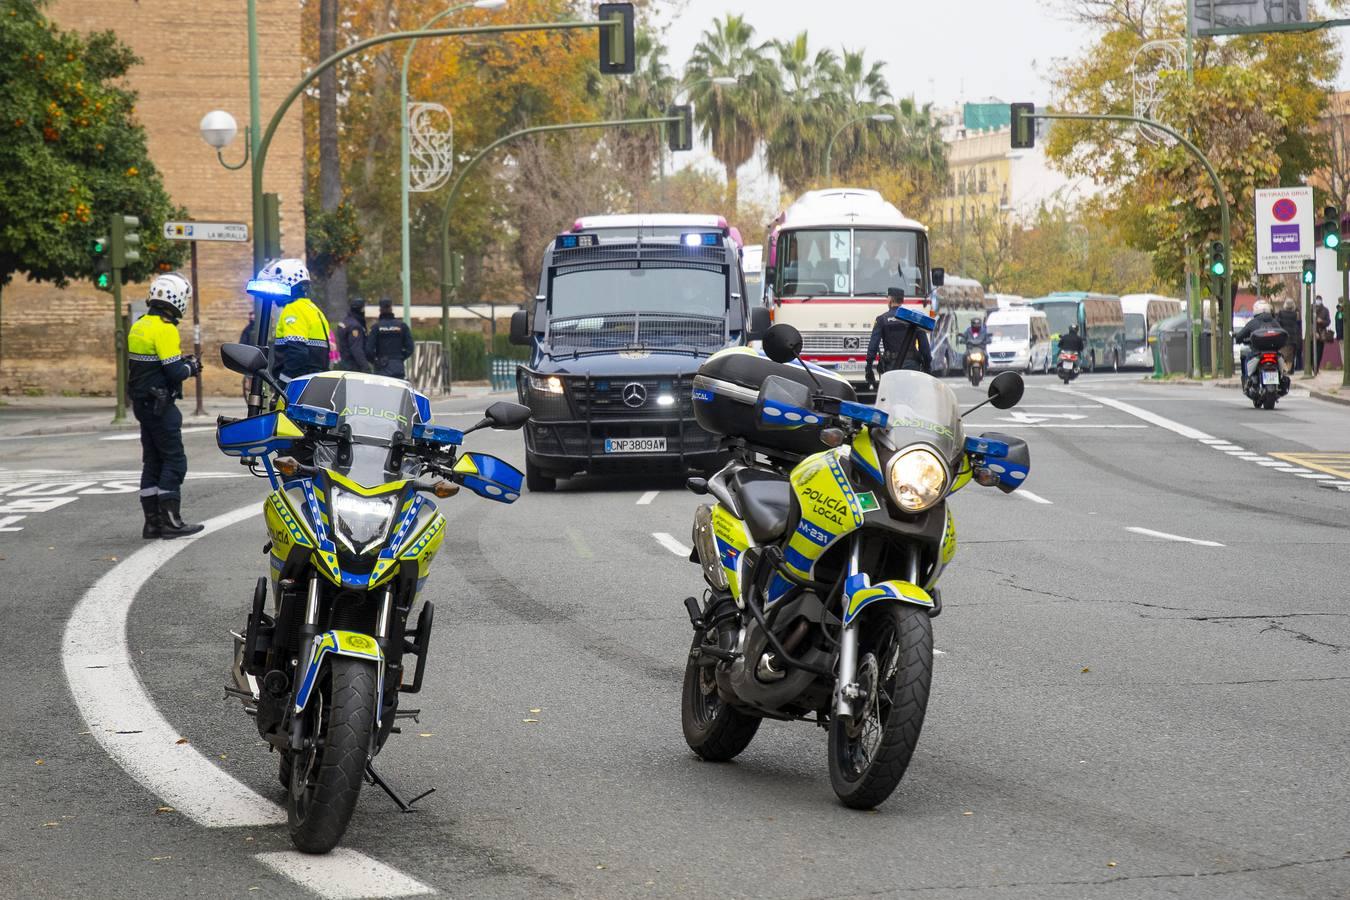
887, 447, 948, 513
527, 374, 564, 394
331, 488, 397, 555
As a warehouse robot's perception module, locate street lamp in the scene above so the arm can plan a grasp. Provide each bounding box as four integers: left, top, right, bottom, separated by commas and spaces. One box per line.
200, 109, 249, 170
824, 112, 895, 185
399, 0, 508, 323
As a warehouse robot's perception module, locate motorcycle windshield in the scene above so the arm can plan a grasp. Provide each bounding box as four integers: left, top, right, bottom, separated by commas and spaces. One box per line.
871, 370, 964, 460
295, 375, 423, 487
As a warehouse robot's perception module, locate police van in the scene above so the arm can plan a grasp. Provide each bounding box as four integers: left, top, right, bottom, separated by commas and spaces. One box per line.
510, 214, 768, 491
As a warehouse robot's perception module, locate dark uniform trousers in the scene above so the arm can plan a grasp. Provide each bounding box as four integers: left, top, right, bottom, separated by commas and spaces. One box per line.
134, 397, 188, 499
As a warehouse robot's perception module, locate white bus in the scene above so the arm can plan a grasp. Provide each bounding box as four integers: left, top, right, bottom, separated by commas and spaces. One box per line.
764, 188, 936, 387
1119, 293, 1183, 368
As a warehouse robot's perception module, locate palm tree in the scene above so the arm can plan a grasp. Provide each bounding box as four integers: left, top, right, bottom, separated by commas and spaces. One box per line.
765, 32, 842, 194
685, 14, 778, 214
826, 49, 895, 181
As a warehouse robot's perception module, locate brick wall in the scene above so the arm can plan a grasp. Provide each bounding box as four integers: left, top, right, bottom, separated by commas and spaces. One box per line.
0, 0, 307, 396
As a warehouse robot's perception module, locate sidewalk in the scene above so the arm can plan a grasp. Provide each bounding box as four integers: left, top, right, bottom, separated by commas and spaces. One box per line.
1139, 369, 1350, 405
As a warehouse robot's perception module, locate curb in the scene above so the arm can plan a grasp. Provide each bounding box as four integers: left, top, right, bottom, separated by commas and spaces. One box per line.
1309, 389, 1350, 407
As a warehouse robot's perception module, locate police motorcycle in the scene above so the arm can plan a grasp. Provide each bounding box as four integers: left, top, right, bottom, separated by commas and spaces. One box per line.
1056, 350, 1081, 383
215, 342, 530, 853
1237, 326, 1290, 410
680, 318, 1031, 808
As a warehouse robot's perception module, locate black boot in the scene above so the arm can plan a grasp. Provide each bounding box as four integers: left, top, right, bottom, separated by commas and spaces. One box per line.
158, 496, 204, 538
141, 496, 163, 539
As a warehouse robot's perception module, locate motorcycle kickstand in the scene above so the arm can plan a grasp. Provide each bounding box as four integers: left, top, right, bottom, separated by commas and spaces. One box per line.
364, 760, 435, 813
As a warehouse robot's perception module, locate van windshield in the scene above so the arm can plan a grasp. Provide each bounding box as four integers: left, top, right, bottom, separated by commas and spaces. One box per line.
550, 266, 727, 318
989, 323, 1028, 342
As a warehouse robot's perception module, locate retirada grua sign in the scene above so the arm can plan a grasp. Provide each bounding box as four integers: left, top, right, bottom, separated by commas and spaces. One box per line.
1254, 187, 1313, 275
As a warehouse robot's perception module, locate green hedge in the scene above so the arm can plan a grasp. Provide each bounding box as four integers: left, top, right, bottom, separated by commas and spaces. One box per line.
410, 327, 527, 381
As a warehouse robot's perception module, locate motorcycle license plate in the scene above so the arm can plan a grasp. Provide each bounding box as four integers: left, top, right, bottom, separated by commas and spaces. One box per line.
1061, 361, 1074, 370
604, 437, 667, 454
1261, 370, 1280, 386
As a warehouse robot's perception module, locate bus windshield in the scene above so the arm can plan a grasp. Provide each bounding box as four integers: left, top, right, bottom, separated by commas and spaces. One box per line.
1124, 313, 1148, 346
776, 229, 924, 298
1038, 302, 1078, 335
550, 266, 727, 318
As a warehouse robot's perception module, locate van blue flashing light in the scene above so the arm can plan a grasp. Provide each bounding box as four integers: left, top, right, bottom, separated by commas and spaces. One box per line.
894, 305, 937, 332
555, 233, 598, 250
246, 278, 293, 300
839, 401, 889, 428
682, 232, 720, 247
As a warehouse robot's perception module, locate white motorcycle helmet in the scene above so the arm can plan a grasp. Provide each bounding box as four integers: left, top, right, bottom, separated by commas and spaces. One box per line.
148, 272, 192, 319
255, 258, 311, 302
1253, 299, 1273, 316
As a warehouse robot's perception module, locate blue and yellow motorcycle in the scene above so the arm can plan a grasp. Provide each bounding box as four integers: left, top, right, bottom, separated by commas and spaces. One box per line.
681, 322, 1030, 808
216, 343, 529, 852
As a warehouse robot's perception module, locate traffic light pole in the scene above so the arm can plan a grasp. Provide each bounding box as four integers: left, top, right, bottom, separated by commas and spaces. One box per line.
1030, 111, 1233, 376
1305, 275, 1315, 377
435, 115, 680, 390
112, 271, 127, 423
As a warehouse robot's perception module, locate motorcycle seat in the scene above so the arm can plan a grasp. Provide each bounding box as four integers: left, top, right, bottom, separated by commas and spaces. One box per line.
732, 471, 793, 543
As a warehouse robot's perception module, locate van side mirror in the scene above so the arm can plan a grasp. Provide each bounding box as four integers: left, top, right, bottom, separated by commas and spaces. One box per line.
509, 310, 529, 346
747, 306, 771, 341
931, 267, 946, 288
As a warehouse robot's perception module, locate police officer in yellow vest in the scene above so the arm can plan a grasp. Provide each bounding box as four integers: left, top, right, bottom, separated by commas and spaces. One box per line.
256, 258, 332, 382
127, 273, 204, 539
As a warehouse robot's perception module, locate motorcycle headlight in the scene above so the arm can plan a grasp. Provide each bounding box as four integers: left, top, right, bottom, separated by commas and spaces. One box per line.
887, 447, 949, 513
331, 488, 397, 556
528, 374, 564, 394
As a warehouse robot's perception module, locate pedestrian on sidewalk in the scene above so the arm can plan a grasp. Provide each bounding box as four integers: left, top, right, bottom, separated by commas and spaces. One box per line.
1277, 298, 1300, 371
128, 273, 205, 539
238, 308, 262, 346
1314, 296, 1331, 374
335, 297, 371, 372
366, 298, 415, 379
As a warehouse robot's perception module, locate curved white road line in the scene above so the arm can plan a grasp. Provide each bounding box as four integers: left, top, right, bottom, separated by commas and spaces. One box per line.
62, 505, 433, 896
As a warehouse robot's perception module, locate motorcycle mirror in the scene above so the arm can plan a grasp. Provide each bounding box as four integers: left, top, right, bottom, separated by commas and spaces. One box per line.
483, 401, 532, 430
221, 342, 268, 376
762, 323, 802, 364
988, 372, 1025, 410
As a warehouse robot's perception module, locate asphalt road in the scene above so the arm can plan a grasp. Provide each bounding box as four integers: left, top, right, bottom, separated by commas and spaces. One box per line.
3, 373, 1348, 899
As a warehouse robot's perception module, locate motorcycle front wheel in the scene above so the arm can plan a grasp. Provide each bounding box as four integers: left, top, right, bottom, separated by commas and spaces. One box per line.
828, 603, 933, 809
288, 656, 376, 853
681, 633, 760, 761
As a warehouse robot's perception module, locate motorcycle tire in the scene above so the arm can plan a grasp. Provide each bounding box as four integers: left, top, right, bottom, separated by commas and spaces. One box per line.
681, 633, 760, 761
288, 656, 376, 854
278, 750, 293, 790
1261, 394, 1277, 410
828, 603, 932, 810
525, 458, 556, 493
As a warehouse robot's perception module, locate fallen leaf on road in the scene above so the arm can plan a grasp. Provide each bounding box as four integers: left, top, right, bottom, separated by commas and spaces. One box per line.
595, 864, 607, 870
1081, 667, 1091, 673
418, 733, 434, 737
529, 708, 542, 714
41, 822, 59, 828
963, 811, 973, 816
150, 856, 172, 862
218, 754, 227, 760
175, 737, 189, 745
155, 806, 175, 814
1106, 861, 1117, 868
522, 718, 539, 724
102, 556, 119, 562
34, 759, 44, 765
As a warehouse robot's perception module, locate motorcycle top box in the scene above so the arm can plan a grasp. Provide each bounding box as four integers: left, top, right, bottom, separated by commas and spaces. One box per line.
1249, 328, 1287, 351
692, 346, 855, 456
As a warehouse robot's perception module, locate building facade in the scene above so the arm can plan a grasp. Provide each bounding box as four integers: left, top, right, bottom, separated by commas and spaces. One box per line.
0, 0, 307, 395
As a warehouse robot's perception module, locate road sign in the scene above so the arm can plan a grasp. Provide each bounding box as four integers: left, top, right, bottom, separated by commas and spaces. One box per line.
162, 221, 249, 243
1254, 187, 1313, 274
1190, 0, 1308, 36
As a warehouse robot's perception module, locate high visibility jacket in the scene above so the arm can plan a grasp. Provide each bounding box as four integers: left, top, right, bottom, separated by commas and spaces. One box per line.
274, 296, 332, 380
127, 312, 192, 400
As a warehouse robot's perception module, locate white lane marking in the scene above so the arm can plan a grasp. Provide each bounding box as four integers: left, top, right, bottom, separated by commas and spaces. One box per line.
1014, 489, 1053, 505
1199, 438, 1228, 445
933, 649, 948, 657
65, 504, 435, 895
1049, 387, 1213, 439
255, 850, 434, 899
1274, 466, 1314, 474
1298, 473, 1335, 479
1211, 444, 1243, 451
100, 426, 215, 442
964, 423, 1146, 429
653, 532, 691, 556
1125, 527, 1224, 548
1017, 404, 1103, 409
1254, 459, 1288, 467
62, 506, 282, 828
636, 490, 659, 505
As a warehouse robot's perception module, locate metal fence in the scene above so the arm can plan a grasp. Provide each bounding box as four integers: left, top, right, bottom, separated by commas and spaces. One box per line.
410, 341, 448, 396
489, 356, 516, 392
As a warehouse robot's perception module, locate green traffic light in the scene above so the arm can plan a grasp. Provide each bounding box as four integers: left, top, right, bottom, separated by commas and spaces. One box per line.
1326, 231, 1341, 250
1210, 262, 1226, 277
95, 272, 110, 289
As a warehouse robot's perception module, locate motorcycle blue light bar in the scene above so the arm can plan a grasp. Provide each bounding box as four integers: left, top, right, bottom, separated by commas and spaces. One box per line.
286, 404, 339, 428
894, 305, 937, 332
964, 435, 1010, 458
245, 278, 293, 299
412, 423, 465, 446
839, 401, 889, 428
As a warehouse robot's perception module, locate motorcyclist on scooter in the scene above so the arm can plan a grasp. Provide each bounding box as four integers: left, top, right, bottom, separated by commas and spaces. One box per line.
962, 318, 988, 349
1058, 325, 1086, 355
1234, 300, 1286, 380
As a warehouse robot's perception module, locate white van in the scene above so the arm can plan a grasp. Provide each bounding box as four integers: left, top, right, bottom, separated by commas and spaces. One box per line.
985, 307, 1052, 374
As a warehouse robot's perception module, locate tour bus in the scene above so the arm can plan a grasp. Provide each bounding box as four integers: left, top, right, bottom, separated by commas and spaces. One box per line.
1029, 292, 1126, 372
985, 306, 1053, 374
931, 275, 987, 376
763, 188, 940, 389
1119, 293, 1182, 368
510, 213, 766, 491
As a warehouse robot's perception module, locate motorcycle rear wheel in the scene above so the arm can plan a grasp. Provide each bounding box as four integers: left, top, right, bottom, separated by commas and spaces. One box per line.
1261, 394, 1278, 410
288, 656, 376, 853
681, 633, 760, 761
828, 604, 932, 809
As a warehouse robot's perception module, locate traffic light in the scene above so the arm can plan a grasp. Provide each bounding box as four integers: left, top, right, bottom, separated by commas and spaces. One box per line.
1011, 102, 1036, 149
597, 3, 635, 75
91, 236, 112, 291
262, 193, 283, 259
109, 214, 140, 268
1303, 259, 1316, 285
1209, 241, 1226, 278
667, 104, 693, 153
1322, 206, 1340, 249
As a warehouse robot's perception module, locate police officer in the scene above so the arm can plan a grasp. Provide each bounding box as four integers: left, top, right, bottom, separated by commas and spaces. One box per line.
127, 273, 204, 539
366, 298, 415, 378
335, 296, 371, 372
257, 258, 331, 382
866, 287, 932, 388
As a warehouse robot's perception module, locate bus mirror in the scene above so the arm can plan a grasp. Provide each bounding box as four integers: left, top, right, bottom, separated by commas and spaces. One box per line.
509, 310, 530, 346
764, 267, 776, 289
931, 267, 945, 288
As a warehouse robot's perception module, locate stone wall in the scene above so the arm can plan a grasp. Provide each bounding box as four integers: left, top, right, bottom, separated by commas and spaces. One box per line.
0, 0, 307, 396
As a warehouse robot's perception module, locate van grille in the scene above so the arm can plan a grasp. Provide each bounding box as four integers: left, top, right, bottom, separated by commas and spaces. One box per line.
548, 314, 725, 352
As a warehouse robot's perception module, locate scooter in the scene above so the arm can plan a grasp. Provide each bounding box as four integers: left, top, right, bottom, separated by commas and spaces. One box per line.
965, 347, 986, 387
1056, 350, 1080, 383
1239, 330, 1290, 410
